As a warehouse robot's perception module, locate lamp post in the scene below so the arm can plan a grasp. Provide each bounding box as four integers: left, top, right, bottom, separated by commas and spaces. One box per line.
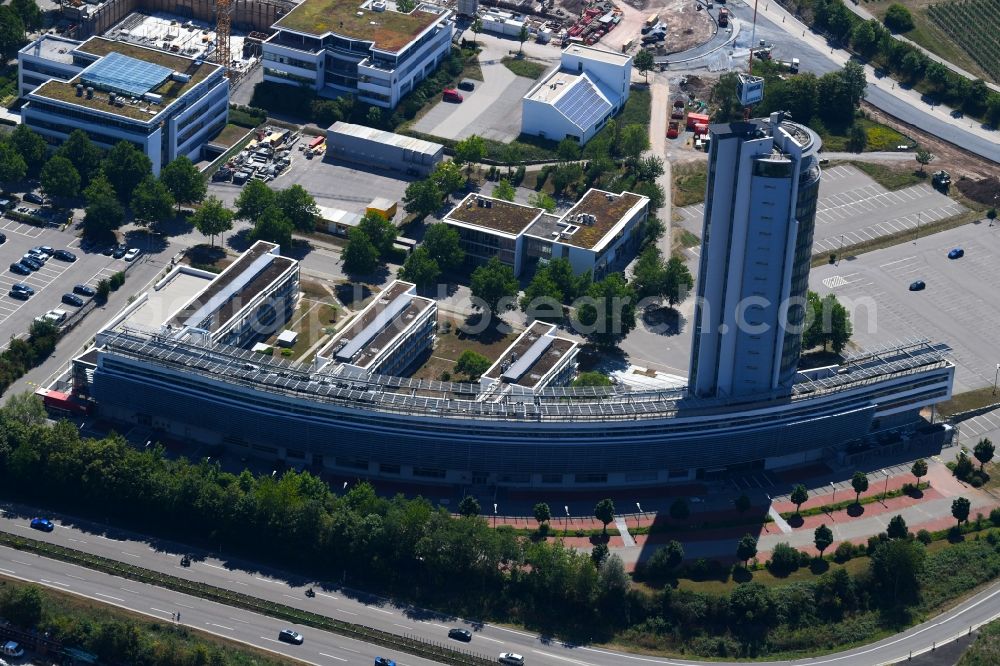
830, 482, 836, 505
493, 503, 498, 528
882, 469, 891, 503
564, 505, 569, 535
636, 502, 642, 529
993, 363, 1000, 396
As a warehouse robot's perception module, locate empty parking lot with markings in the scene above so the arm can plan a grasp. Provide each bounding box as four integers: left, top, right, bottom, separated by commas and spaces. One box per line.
811, 222, 998, 393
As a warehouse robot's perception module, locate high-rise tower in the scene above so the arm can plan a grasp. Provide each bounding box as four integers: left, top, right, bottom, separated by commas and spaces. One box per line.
688, 111, 822, 399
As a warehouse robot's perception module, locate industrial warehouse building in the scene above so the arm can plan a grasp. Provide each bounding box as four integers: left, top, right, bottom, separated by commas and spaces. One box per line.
521, 45, 631, 144
443, 188, 650, 279
325, 121, 444, 176
19, 36, 229, 175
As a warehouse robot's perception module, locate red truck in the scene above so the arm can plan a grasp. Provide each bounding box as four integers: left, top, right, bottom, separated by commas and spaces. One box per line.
719, 8, 729, 27
667, 121, 680, 139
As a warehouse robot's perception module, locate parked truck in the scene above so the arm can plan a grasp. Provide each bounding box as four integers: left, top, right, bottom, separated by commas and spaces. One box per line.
718, 8, 729, 27
779, 57, 800, 73
667, 121, 680, 139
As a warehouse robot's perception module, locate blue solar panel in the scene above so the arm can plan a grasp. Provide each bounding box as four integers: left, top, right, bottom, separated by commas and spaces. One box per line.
554, 76, 612, 131
81, 52, 173, 98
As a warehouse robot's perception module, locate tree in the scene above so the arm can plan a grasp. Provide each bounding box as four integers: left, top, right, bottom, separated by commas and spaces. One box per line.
594, 498, 615, 535
547, 257, 590, 301
402, 179, 443, 218
814, 524, 834, 556
790, 484, 809, 515
974, 437, 995, 471
847, 123, 867, 152
40, 156, 80, 201
57, 130, 103, 185
250, 206, 293, 249
3, 585, 43, 628
915, 148, 934, 173
631, 245, 666, 301
130, 175, 175, 228
492, 179, 516, 201
10, 0, 42, 31
454, 350, 490, 381
925, 61, 950, 91
191, 196, 233, 246
634, 49, 655, 83
2, 391, 47, 427
343, 227, 380, 274
431, 161, 464, 198
399, 247, 441, 288
557, 138, 580, 162
234, 179, 276, 222
886, 514, 909, 539
911, 458, 928, 485
422, 223, 464, 272
275, 185, 318, 232
735, 493, 752, 514
533, 502, 551, 526
591, 542, 610, 566
453, 135, 487, 175
471, 19, 483, 46
645, 541, 684, 582
884, 4, 914, 32
729, 582, 776, 640
101, 141, 152, 202
663, 256, 693, 308
82, 173, 124, 239
572, 371, 612, 387
954, 452, 975, 481
952, 497, 971, 526
0, 7, 25, 60
500, 144, 522, 177
458, 495, 481, 517
357, 211, 397, 258
850, 19, 881, 58
576, 274, 637, 347
869, 538, 925, 609
520, 268, 564, 323
851, 471, 869, 504
669, 498, 689, 522
517, 26, 529, 55
470, 257, 518, 319
9, 125, 47, 178
366, 106, 382, 127
159, 156, 206, 211
0, 142, 27, 187
737, 533, 758, 568
550, 162, 583, 195
619, 124, 650, 160
528, 191, 556, 212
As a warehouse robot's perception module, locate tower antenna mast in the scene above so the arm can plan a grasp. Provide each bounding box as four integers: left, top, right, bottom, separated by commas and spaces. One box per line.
216, 0, 233, 78
736, 0, 765, 120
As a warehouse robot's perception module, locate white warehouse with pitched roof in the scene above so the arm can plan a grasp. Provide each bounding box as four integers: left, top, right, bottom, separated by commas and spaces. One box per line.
520, 45, 631, 145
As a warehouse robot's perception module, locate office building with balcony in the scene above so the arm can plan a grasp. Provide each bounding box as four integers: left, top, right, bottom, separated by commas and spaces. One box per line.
479, 321, 579, 396
443, 188, 649, 279
20, 36, 229, 175
262, 0, 454, 108
689, 111, 823, 399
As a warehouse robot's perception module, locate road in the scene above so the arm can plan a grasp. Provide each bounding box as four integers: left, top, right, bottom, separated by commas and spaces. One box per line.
3, 505, 1000, 666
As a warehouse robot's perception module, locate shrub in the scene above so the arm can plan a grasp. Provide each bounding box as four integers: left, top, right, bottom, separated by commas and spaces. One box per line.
990, 508, 1000, 527
834, 541, 855, 562
513, 165, 526, 186
884, 4, 914, 33
767, 542, 802, 576
917, 529, 933, 545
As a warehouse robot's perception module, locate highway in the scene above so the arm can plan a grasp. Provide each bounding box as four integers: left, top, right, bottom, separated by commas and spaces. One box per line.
2, 505, 1000, 666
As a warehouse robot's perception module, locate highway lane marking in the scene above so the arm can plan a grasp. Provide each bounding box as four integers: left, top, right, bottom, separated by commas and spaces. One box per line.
11, 559, 32, 566
150, 608, 173, 616
318, 653, 348, 662
254, 576, 283, 584
316, 591, 336, 599
40, 579, 70, 587
121, 587, 141, 594
258, 637, 283, 644
209, 623, 235, 631
120, 551, 141, 559
65, 574, 86, 581
202, 563, 227, 570
283, 594, 299, 600
176, 601, 194, 609
0, 568, 14, 575
369, 607, 394, 615
531, 649, 595, 666
427, 622, 448, 629
95, 593, 124, 602
393, 623, 410, 630
489, 625, 537, 639
477, 635, 503, 644
229, 617, 250, 624
336, 646, 359, 653
68, 538, 88, 544
96, 535, 119, 541
230, 580, 249, 586
334, 608, 357, 616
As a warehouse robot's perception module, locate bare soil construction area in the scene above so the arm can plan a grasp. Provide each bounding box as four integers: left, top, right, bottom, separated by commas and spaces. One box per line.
559, 0, 714, 54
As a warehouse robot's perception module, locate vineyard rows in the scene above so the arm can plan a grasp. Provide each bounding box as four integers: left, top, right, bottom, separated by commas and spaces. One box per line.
927, 0, 1000, 81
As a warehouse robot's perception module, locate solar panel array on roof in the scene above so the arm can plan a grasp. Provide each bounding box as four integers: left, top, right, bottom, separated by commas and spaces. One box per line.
554, 77, 612, 131
81, 51, 173, 98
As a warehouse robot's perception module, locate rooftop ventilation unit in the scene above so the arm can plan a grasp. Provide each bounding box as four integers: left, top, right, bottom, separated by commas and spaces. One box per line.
108, 92, 116, 104
75, 84, 84, 96
372, 0, 386, 10
143, 92, 162, 104
86, 86, 94, 98
605, 193, 615, 201
476, 197, 486, 207
171, 71, 191, 83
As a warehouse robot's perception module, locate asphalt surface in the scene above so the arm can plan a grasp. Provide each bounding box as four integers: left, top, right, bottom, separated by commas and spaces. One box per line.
2, 504, 1000, 666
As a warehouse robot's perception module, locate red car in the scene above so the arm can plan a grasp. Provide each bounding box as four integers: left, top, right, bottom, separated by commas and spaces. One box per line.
443, 88, 463, 103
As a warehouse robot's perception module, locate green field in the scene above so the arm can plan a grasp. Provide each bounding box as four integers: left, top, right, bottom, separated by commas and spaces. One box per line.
927, 0, 1000, 82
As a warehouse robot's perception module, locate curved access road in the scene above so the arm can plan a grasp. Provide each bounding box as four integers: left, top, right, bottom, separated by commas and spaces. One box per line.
1, 505, 998, 666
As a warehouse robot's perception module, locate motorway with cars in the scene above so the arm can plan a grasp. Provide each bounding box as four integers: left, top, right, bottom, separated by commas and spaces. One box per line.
3, 505, 1000, 666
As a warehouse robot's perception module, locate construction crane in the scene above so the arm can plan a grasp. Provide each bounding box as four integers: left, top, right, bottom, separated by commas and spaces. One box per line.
215, 0, 233, 78
737, 0, 765, 120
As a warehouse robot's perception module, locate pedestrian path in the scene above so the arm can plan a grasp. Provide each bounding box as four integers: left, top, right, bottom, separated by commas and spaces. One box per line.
614, 516, 636, 548
768, 507, 793, 534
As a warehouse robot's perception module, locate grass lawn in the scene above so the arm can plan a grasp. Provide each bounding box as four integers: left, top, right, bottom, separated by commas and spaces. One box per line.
842, 160, 927, 191
409, 318, 518, 381
936, 387, 1000, 417
263, 298, 340, 363
819, 117, 910, 152
502, 56, 548, 79
672, 161, 707, 207
677, 557, 870, 596
211, 123, 252, 148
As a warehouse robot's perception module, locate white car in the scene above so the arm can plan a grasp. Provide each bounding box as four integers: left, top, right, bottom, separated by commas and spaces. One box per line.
499, 653, 524, 666
124, 248, 141, 262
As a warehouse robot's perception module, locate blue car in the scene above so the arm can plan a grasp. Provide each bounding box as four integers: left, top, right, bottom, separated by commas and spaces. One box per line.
948, 248, 964, 259
30, 517, 54, 532
9, 262, 30, 275
375, 658, 396, 666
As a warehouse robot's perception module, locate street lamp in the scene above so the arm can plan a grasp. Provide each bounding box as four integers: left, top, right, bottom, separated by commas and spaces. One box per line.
830, 482, 836, 505
564, 505, 570, 534
993, 363, 1000, 396
882, 469, 891, 503
493, 503, 498, 528
636, 502, 642, 529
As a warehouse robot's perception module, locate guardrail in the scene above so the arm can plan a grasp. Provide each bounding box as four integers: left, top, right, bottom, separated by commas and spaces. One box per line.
876, 607, 1000, 665
0, 530, 495, 666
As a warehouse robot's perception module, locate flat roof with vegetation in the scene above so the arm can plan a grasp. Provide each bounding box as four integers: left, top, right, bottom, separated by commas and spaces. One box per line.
31, 37, 220, 123
447, 193, 544, 236
274, 0, 444, 53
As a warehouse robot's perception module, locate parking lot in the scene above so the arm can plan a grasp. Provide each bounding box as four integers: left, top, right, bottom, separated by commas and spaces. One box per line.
0, 213, 137, 340
676, 164, 966, 257
811, 221, 999, 393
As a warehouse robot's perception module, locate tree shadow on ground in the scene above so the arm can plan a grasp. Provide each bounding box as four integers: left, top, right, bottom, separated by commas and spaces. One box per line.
185, 244, 225, 266
226, 228, 253, 253
810, 558, 830, 574
459, 313, 510, 344
787, 514, 804, 529
847, 503, 865, 518
731, 567, 753, 583
641, 305, 685, 336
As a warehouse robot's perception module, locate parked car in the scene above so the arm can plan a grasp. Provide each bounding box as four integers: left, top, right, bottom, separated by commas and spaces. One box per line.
457, 79, 475, 91
12, 283, 35, 296
0, 642, 22, 658
278, 629, 304, 645
112, 244, 128, 259
20, 256, 43, 271
62, 293, 84, 307
25, 250, 47, 263
34, 245, 54, 255
30, 517, 54, 532
102, 245, 115, 256
9, 262, 30, 275
499, 653, 525, 666
448, 628, 473, 642
374, 658, 396, 666
23, 192, 44, 205
53, 249, 77, 262
124, 248, 141, 262
909, 280, 926, 291
0, 232, 6, 244
8, 289, 29, 301
442, 88, 464, 103
74, 284, 96, 297
947, 247, 964, 259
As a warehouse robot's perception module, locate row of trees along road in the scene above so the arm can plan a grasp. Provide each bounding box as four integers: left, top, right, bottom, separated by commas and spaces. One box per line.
3, 393, 1000, 657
